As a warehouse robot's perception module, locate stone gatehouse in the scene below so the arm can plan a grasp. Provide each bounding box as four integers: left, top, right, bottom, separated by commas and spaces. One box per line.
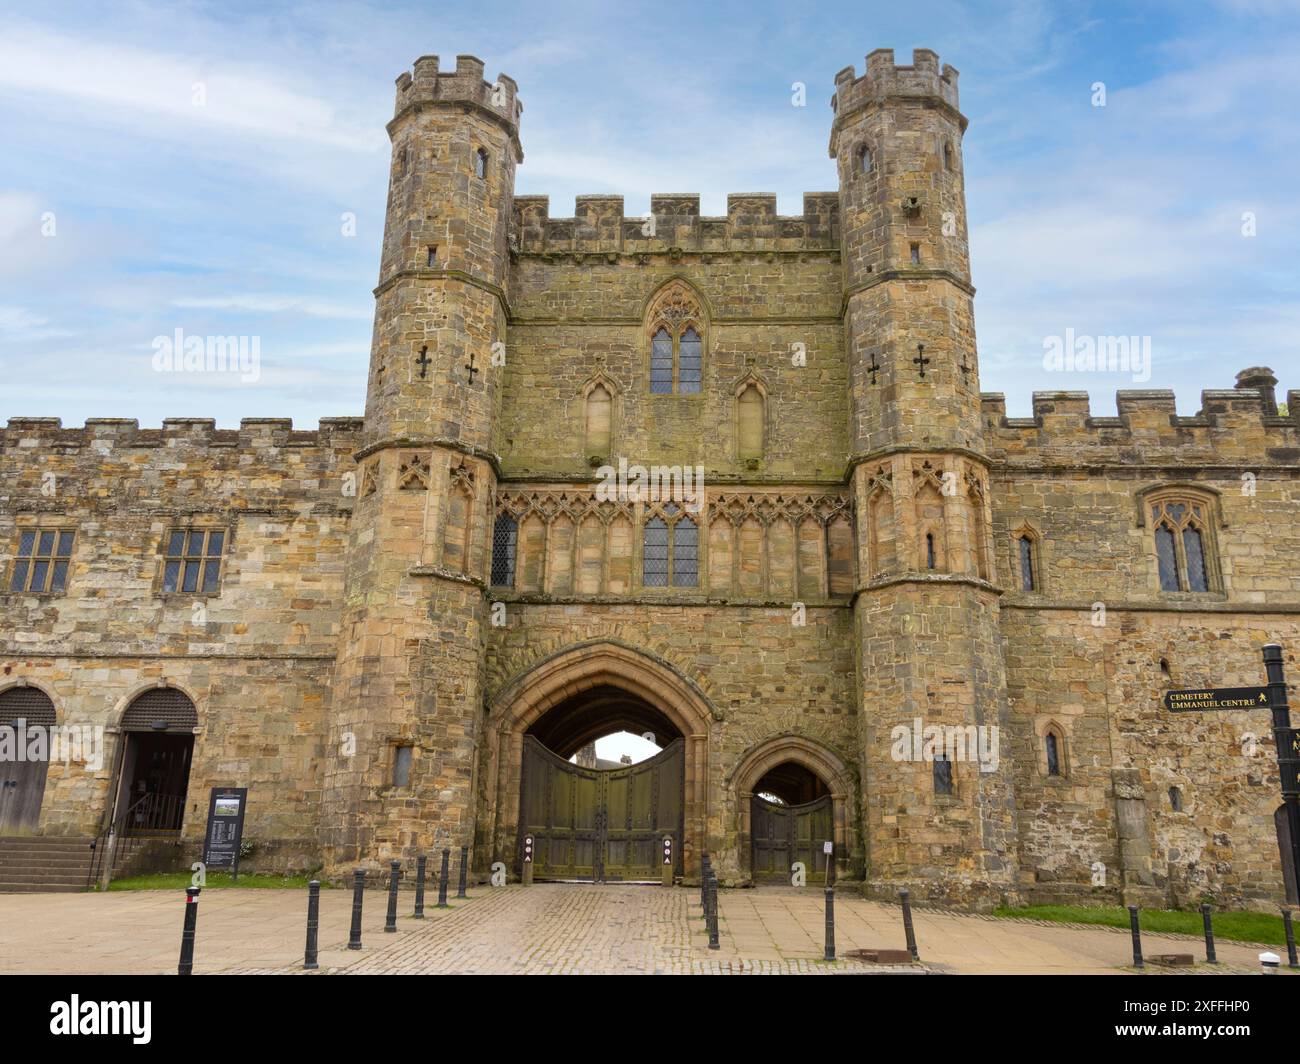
2, 47, 1297, 909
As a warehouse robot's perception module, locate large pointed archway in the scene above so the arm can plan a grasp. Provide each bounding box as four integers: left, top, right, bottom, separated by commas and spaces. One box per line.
482, 641, 716, 880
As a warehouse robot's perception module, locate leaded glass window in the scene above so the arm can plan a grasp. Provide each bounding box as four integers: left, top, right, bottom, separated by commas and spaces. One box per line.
10, 529, 74, 593
650, 328, 674, 394
645, 281, 705, 395
643, 517, 669, 586
1151, 496, 1216, 593
1019, 535, 1035, 591
162, 529, 224, 594
491, 513, 517, 588
678, 328, 702, 393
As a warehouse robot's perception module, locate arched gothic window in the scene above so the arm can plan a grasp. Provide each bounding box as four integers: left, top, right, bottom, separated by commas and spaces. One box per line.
1149, 494, 1217, 593
491, 513, 517, 588
584, 381, 613, 460
1019, 535, 1036, 591
642, 504, 697, 587
1044, 732, 1060, 776
645, 281, 705, 395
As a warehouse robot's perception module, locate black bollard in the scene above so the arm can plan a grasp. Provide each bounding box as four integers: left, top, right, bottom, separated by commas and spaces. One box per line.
384, 859, 400, 932
1284, 910, 1300, 969
900, 889, 918, 961
824, 887, 835, 961
413, 854, 427, 919
347, 868, 365, 950
1200, 903, 1217, 965
707, 870, 720, 951
437, 848, 451, 908
177, 886, 201, 976
457, 846, 469, 899
700, 853, 711, 911
303, 880, 320, 970
1127, 905, 1144, 968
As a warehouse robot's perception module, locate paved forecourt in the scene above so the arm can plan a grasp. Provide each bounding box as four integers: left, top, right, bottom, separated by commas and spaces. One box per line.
0, 884, 1285, 975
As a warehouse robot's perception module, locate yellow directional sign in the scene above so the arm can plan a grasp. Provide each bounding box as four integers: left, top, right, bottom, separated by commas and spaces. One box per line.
1164, 687, 1271, 712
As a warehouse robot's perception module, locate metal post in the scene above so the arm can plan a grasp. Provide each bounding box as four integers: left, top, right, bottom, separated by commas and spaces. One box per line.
1127, 905, 1144, 968
413, 854, 426, 919
304, 880, 320, 970
823, 887, 835, 961
385, 859, 400, 932
661, 836, 673, 888
1284, 909, 1299, 969
522, 834, 534, 886
706, 870, 719, 950
1200, 903, 1217, 965
347, 868, 364, 950
437, 848, 450, 908
1264, 645, 1300, 907
457, 846, 469, 899
900, 889, 918, 961
177, 886, 200, 975
700, 853, 711, 910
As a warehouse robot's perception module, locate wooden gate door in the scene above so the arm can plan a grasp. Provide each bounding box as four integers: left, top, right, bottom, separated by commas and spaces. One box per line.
0, 688, 56, 835
751, 794, 834, 884
519, 735, 684, 882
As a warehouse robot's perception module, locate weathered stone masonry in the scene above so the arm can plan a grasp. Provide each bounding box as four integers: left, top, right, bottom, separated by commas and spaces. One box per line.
1, 48, 1298, 910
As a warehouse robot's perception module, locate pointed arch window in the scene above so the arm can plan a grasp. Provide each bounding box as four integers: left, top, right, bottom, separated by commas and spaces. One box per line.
643, 504, 697, 588
491, 513, 517, 588
1019, 535, 1036, 591
645, 282, 705, 395
1148, 494, 1217, 593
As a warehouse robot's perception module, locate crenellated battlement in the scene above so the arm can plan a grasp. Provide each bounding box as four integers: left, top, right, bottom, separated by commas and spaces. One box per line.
511, 192, 840, 256
392, 53, 522, 135
1, 417, 364, 453
831, 48, 961, 123
980, 374, 1300, 465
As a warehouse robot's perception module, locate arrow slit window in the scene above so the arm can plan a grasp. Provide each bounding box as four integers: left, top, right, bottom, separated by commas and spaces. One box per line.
1149, 494, 1218, 593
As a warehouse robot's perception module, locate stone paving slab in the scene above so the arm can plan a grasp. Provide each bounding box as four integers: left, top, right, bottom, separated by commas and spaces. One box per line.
0, 883, 1289, 975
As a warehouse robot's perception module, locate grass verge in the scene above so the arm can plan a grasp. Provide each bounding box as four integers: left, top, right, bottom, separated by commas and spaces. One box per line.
992, 904, 1288, 946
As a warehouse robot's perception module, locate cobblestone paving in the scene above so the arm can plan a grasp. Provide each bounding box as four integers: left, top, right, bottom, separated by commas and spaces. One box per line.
0, 883, 1290, 975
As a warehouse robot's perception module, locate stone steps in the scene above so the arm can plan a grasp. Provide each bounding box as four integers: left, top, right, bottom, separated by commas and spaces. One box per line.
0, 836, 96, 893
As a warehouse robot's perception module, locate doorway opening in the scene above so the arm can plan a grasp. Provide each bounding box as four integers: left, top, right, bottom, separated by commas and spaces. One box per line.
115, 688, 198, 835
751, 761, 833, 885
519, 684, 684, 882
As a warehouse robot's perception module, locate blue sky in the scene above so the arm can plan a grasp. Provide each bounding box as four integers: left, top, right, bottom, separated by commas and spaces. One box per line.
0, 0, 1296, 426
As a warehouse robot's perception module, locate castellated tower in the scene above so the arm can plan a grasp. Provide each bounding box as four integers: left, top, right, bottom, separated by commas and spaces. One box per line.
833, 49, 1019, 907
321, 56, 521, 868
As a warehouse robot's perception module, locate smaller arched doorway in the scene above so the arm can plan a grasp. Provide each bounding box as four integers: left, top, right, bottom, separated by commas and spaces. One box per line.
0, 686, 57, 834
114, 688, 198, 834
732, 736, 857, 885
519, 684, 685, 882
751, 763, 833, 884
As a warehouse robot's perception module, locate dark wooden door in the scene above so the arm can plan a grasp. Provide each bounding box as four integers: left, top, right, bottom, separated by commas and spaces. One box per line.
751, 794, 834, 884
519, 735, 684, 882
0, 688, 56, 835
